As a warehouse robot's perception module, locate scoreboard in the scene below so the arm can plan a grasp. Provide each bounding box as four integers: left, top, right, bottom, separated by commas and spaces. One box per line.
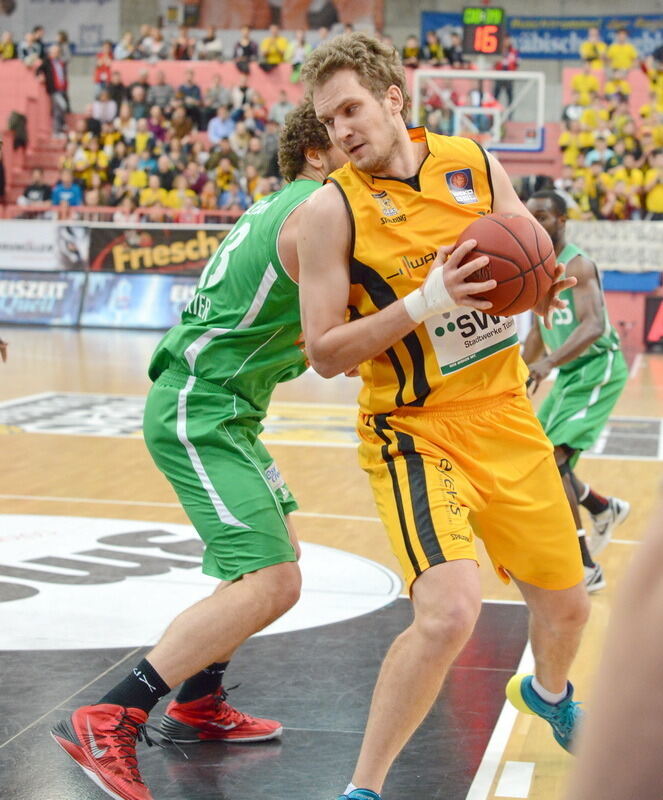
462, 6, 506, 55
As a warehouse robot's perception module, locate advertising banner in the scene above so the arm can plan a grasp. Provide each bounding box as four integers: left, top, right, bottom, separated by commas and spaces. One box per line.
0, 222, 88, 272
79, 273, 198, 329
508, 14, 663, 60
567, 221, 663, 273
0, 0, 120, 54
88, 227, 226, 276
0, 270, 86, 326
420, 12, 663, 60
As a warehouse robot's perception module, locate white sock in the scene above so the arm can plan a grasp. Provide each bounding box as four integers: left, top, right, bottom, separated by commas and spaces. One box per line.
577, 527, 587, 540
344, 783, 357, 795
531, 675, 568, 705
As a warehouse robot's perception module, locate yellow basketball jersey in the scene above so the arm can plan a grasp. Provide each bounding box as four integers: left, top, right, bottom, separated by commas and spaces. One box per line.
327, 128, 527, 415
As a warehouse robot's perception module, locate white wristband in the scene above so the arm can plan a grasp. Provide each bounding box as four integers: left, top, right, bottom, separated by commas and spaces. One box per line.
402, 267, 456, 324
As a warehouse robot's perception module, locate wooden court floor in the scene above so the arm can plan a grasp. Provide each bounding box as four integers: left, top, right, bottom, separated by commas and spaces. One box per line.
0, 327, 661, 800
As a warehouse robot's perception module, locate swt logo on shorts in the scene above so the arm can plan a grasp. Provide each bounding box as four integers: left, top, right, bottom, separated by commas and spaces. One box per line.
445, 168, 478, 204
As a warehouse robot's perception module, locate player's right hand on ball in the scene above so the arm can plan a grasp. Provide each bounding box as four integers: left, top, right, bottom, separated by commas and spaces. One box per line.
403, 240, 496, 323
436, 239, 496, 311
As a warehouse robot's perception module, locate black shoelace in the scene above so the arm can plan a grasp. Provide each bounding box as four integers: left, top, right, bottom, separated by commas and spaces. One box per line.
112, 711, 188, 783
212, 682, 241, 711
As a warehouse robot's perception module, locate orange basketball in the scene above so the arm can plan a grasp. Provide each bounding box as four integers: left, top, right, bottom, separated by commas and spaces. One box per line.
454, 213, 556, 316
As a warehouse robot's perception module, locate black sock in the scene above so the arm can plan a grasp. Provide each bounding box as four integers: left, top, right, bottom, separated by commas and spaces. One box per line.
579, 487, 610, 515
98, 658, 171, 715
176, 661, 229, 704
578, 529, 595, 568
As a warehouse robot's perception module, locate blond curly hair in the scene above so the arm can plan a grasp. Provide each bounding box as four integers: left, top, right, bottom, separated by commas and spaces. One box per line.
300, 32, 411, 122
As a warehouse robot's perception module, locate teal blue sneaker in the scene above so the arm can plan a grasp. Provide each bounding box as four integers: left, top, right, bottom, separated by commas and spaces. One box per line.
336, 791, 382, 800
505, 673, 582, 752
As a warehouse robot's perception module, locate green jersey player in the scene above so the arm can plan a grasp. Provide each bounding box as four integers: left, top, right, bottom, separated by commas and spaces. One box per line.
523, 190, 629, 593
51, 102, 346, 800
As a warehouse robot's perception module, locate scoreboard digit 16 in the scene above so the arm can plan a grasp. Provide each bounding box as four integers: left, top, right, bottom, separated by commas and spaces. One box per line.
462, 6, 506, 55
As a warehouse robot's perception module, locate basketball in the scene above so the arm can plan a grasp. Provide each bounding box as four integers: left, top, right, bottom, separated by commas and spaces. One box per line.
454, 213, 557, 316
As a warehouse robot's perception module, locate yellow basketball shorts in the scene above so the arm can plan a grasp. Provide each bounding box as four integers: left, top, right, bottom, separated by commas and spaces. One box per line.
357, 392, 583, 592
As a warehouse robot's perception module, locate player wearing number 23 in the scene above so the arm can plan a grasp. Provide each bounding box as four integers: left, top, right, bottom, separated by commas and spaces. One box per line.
299, 32, 589, 800
50, 104, 348, 800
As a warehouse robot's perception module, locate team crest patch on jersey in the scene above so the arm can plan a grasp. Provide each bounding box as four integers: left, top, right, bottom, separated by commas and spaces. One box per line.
372, 190, 399, 216
445, 168, 478, 205
371, 190, 406, 224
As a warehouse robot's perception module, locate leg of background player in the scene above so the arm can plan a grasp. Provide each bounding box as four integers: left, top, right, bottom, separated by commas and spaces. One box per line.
554, 446, 605, 592
565, 498, 663, 800
570, 472, 609, 515
569, 471, 630, 556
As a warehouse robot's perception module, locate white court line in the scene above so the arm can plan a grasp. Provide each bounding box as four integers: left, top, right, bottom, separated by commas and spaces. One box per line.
583, 452, 661, 462
0, 391, 56, 408
0, 493, 181, 508
465, 642, 534, 800
293, 510, 381, 523
0, 647, 142, 750
659, 419, 663, 462
399, 594, 527, 602
482, 598, 527, 605
0, 495, 641, 545
0, 391, 356, 411
262, 437, 356, 449
629, 352, 642, 380
495, 761, 535, 798
0, 494, 382, 523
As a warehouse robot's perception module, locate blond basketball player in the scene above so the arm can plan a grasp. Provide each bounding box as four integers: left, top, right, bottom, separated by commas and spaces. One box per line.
298, 32, 590, 800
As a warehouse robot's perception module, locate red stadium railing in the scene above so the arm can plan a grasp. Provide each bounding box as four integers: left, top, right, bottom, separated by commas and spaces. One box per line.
0, 203, 243, 225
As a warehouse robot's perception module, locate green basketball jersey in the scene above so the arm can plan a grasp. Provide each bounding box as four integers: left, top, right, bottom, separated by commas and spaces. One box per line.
148, 179, 320, 412
538, 242, 621, 371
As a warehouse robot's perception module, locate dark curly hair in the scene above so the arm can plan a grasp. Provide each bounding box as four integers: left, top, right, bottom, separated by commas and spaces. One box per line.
277, 100, 332, 182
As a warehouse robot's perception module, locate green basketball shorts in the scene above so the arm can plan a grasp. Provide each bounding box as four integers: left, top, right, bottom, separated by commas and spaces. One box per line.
143, 369, 298, 581
537, 349, 628, 463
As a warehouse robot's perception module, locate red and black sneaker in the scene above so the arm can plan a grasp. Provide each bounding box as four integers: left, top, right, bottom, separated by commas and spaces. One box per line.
160, 687, 283, 743
51, 704, 156, 800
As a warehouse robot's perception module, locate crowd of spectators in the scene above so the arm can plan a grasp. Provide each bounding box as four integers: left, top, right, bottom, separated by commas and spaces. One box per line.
1, 22, 334, 77
104, 22, 317, 78
557, 28, 663, 221
0, 22, 486, 220
1, 22, 662, 222
401, 29, 472, 70
2, 22, 366, 219
35, 65, 299, 221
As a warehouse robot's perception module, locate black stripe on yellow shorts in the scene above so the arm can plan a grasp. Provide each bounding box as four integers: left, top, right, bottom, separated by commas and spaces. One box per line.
368, 413, 474, 588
